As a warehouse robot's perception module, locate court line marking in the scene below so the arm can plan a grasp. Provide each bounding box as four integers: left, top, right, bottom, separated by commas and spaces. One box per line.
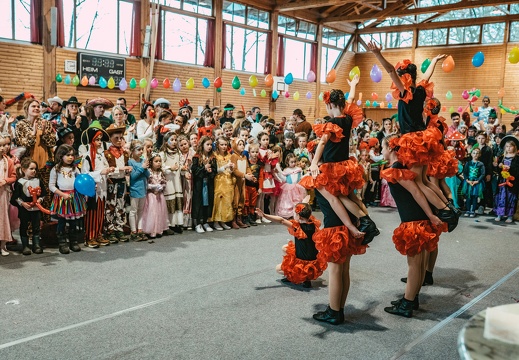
390, 266, 519, 359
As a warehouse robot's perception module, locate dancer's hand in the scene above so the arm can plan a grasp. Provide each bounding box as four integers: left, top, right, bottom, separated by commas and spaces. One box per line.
367, 41, 382, 54
429, 215, 442, 226
310, 164, 319, 179
255, 208, 265, 218
434, 54, 447, 61
347, 74, 359, 87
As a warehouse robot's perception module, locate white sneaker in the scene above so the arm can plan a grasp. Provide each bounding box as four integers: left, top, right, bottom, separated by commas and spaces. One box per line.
213, 223, 224, 231
195, 224, 205, 233
255, 218, 262, 224
261, 217, 272, 223
1, 249, 9, 256
221, 222, 231, 230
203, 223, 214, 232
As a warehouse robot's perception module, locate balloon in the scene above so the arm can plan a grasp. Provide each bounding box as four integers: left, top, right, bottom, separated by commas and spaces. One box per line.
344, 92, 349, 99
306, 91, 312, 99
457, 106, 464, 112
89, 76, 96, 86
358, 92, 363, 101
508, 46, 519, 64
214, 77, 222, 88
356, 99, 362, 106
472, 51, 485, 67
150, 78, 158, 89
371, 92, 378, 100
449, 106, 454, 113
232, 76, 241, 90
72, 75, 80, 86
74, 174, 96, 197
421, 58, 431, 73
500, 108, 506, 115
385, 93, 393, 102
349, 66, 360, 80
186, 77, 195, 90
139, 78, 147, 88
249, 75, 258, 88
216, 87, 222, 93
272, 90, 279, 100
240, 88, 246, 96
318, 92, 324, 101
163, 78, 171, 88
379, 102, 384, 108
107, 77, 115, 89
307, 70, 316, 83
442, 55, 455, 73
261, 89, 267, 98
373, 101, 378, 107
64, 75, 71, 85
365, 100, 371, 107
498, 88, 505, 97
293, 91, 300, 101
462, 90, 469, 100
470, 96, 478, 103
441, 106, 447, 112
370, 64, 382, 83
284, 73, 294, 85
387, 103, 393, 109
253, 89, 257, 97
202, 77, 210, 88
284, 91, 290, 98
474, 89, 481, 97
55, 73, 62, 83
119, 78, 128, 91
99, 76, 107, 89
173, 78, 181, 92
265, 74, 274, 87
326, 69, 336, 83
81, 76, 88, 87
129, 78, 137, 89
446, 91, 453, 100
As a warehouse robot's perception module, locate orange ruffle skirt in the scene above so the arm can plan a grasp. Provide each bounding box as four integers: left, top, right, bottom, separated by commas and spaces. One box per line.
280, 241, 328, 284
299, 159, 365, 196
396, 127, 444, 168
380, 167, 416, 184
392, 220, 446, 257
426, 149, 458, 179
312, 226, 368, 264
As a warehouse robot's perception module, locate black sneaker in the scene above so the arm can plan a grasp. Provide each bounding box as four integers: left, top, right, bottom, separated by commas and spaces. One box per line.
313, 306, 344, 325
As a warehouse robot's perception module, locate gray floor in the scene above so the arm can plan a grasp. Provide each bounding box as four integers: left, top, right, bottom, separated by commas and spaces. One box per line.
1, 207, 518, 360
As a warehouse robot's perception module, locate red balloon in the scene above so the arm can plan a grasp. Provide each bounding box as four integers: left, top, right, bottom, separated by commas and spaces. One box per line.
163, 78, 171, 88
214, 77, 223, 88
371, 92, 378, 100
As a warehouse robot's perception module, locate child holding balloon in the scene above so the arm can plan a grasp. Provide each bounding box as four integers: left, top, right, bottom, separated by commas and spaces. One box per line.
367, 41, 458, 231
49, 144, 87, 254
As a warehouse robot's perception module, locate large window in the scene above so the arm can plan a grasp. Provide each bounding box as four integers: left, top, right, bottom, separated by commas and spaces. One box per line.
511, 22, 519, 42
359, 31, 412, 51
418, 28, 448, 46
284, 38, 312, 79
278, 15, 316, 40
64, 0, 133, 54
0, 0, 31, 42
162, 11, 207, 65
482, 23, 505, 44
448, 25, 480, 45
223, 1, 269, 73
321, 28, 350, 80
152, 0, 212, 16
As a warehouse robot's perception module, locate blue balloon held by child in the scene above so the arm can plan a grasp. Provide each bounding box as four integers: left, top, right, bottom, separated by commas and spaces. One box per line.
74, 174, 96, 197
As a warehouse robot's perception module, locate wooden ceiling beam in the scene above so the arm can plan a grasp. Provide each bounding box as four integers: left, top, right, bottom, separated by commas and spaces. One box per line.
325, 0, 409, 22
275, 0, 353, 12
357, 2, 383, 12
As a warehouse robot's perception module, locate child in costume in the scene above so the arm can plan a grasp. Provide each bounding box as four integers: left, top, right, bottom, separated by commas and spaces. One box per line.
230, 138, 255, 228
178, 134, 194, 229
380, 135, 445, 318
462, 147, 485, 217
493, 136, 519, 223
191, 136, 217, 233
49, 144, 87, 254
293, 132, 312, 163
81, 123, 113, 247
160, 132, 184, 234
368, 41, 457, 229
142, 154, 169, 238
0, 134, 18, 256
244, 143, 260, 226
197, 108, 216, 140
275, 153, 307, 219
212, 136, 235, 231
256, 199, 327, 288
256, 131, 274, 222
128, 140, 150, 241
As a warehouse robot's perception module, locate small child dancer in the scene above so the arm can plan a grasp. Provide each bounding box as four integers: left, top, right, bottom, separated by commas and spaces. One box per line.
462, 147, 485, 217
141, 154, 169, 238
49, 144, 87, 254
160, 132, 184, 234
256, 131, 274, 222
230, 138, 255, 228
293, 132, 312, 163
493, 136, 519, 222
191, 136, 217, 233
212, 136, 235, 231
128, 140, 150, 241
178, 135, 194, 229
244, 143, 260, 226
11, 159, 46, 255
357, 149, 371, 204
255, 198, 327, 288
275, 153, 307, 218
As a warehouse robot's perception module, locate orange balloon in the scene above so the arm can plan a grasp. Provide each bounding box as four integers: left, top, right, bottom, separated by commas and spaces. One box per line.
265, 74, 274, 87
214, 77, 223, 88
497, 87, 505, 97
442, 55, 455, 73
441, 106, 447, 112
80, 76, 88, 87
326, 69, 336, 84
371, 92, 378, 100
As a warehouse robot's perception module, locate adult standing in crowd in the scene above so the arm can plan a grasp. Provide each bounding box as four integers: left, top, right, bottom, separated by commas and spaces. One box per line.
112, 97, 136, 125
61, 96, 89, 150
88, 98, 114, 129
293, 109, 312, 138
220, 104, 235, 126
137, 102, 158, 143
42, 96, 64, 127
154, 98, 170, 120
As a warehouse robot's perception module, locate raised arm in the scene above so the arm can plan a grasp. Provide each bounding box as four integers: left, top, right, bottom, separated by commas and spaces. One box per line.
346, 74, 359, 104
367, 41, 404, 93
422, 54, 447, 83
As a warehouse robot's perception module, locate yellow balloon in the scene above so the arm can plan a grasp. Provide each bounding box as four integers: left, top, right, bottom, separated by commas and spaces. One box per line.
293, 91, 300, 101
249, 75, 258, 88
186, 77, 195, 90
349, 66, 360, 80
107, 77, 115, 89
500, 108, 506, 115
509, 46, 519, 64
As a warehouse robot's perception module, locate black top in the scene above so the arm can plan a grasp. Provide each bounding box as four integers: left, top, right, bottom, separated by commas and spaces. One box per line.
295, 222, 318, 261
322, 116, 352, 163
478, 144, 493, 179
397, 86, 427, 135
387, 162, 429, 223
314, 189, 358, 228
220, 116, 234, 126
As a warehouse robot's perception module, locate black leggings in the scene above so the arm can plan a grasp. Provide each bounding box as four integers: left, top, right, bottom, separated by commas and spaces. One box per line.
19, 208, 41, 237
57, 218, 84, 234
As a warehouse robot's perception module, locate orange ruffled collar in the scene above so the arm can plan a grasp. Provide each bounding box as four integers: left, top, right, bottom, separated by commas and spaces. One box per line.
288, 216, 321, 239
312, 123, 344, 143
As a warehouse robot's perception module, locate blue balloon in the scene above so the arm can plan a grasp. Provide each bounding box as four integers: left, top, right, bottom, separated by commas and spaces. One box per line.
284, 73, 294, 85
344, 92, 349, 99
272, 91, 279, 100
472, 51, 484, 67
373, 101, 378, 107
74, 174, 96, 197
387, 103, 393, 109
202, 77, 210, 88
99, 76, 107, 89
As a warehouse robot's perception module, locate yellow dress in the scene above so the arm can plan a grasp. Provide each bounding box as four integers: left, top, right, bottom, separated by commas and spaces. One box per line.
212, 153, 235, 222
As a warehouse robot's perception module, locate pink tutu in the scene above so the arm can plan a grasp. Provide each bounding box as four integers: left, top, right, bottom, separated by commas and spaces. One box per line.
142, 192, 169, 236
